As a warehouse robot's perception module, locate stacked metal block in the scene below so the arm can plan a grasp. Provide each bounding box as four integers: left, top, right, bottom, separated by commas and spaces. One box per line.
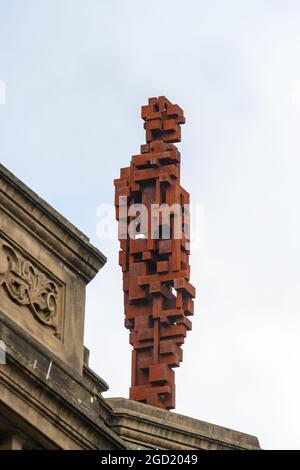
114, 96, 195, 410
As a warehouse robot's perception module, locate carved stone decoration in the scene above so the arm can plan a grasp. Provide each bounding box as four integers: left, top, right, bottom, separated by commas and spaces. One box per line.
114, 96, 195, 410
0, 240, 59, 335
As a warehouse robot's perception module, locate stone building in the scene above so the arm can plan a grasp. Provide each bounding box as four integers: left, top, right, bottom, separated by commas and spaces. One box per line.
0, 163, 260, 450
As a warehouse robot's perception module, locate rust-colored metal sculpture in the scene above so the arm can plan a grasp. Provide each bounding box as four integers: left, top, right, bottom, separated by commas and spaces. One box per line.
114, 96, 195, 410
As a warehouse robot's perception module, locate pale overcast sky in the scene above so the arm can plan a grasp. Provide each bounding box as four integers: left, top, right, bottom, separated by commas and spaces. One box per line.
1, 0, 300, 450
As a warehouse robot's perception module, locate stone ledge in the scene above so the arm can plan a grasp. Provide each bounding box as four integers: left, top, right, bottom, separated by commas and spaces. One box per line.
106, 397, 261, 450
0, 163, 106, 282
0, 315, 125, 450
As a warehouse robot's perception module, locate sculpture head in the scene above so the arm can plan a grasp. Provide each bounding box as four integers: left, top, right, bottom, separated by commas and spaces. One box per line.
141, 96, 185, 144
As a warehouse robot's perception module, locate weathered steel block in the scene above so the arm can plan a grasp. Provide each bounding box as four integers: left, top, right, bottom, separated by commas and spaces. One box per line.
114, 96, 195, 410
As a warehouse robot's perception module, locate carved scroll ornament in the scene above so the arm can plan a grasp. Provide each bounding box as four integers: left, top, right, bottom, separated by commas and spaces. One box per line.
0, 240, 59, 334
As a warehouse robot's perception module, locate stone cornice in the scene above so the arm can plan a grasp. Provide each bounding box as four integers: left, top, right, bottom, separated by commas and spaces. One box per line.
0, 312, 125, 449
107, 397, 261, 450
0, 164, 106, 283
